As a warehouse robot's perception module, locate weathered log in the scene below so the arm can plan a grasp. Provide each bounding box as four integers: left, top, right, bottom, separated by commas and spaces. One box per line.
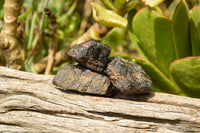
0, 66, 200, 132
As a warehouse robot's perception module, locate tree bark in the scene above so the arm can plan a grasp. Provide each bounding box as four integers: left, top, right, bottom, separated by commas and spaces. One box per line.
0, 66, 200, 133
0, 0, 25, 70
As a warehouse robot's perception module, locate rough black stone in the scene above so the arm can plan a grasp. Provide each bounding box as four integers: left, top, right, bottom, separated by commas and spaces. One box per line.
53, 64, 111, 95
105, 56, 152, 95
67, 40, 111, 72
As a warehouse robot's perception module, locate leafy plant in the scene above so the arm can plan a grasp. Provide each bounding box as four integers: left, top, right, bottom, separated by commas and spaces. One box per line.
131, 0, 200, 98
92, 0, 200, 98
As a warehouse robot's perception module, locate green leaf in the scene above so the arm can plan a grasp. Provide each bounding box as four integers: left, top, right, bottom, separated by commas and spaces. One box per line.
132, 7, 176, 77
0, 0, 4, 20
127, 10, 137, 33
101, 0, 115, 10
91, 3, 127, 28
101, 27, 126, 51
58, 0, 78, 23
18, 8, 32, 21
153, 7, 163, 14
27, 13, 37, 50
110, 52, 133, 61
168, 0, 181, 19
170, 57, 200, 98
25, 56, 37, 73
190, 6, 200, 56
171, 0, 191, 58
0, 0, 4, 10
133, 58, 182, 95
114, 0, 126, 9
124, 0, 139, 13
128, 31, 148, 60
144, 0, 164, 7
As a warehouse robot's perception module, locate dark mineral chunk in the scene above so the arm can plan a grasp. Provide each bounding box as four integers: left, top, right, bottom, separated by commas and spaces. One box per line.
106, 56, 152, 95
67, 40, 111, 72
53, 64, 111, 95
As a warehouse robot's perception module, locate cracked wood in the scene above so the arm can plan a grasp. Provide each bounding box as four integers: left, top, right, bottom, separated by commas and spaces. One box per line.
0, 66, 200, 132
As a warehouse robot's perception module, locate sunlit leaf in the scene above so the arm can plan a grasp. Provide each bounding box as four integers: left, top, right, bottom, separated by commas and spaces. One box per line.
171, 0, 191, 58
91, 3, 127, 28
168, 0, 181, 19
153, 7, 163, 14
114, 0, 126, 9
144, 0, 164, 7
170, 56, 200, 98
110, 52, 132, 61
190, 6, 200, 56
132, 7, 176, 77
124, 0, 139, 13
101, 0, 115, 10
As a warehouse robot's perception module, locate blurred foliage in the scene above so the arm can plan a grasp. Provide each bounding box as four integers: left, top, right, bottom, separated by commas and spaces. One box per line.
1, 0, 200, 98
23, 0, 81, 56
0, 0, 5, 31
1, 0, 82, 72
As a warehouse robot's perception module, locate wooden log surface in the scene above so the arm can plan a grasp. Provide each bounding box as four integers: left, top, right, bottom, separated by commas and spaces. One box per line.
0, 66, 200, 133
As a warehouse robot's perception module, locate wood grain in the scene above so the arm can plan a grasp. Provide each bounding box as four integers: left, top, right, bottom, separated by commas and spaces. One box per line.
0, 66, 200, 132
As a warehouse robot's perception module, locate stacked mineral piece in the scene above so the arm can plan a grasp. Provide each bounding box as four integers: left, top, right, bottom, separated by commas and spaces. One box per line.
53, 40, 152, 96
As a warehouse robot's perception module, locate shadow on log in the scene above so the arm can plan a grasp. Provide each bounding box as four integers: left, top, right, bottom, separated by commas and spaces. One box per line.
0, 66, 200, 132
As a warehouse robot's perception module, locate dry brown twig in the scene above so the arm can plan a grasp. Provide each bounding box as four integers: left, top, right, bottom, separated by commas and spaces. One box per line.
79, 0, 92, 35
0, 0, 24, 70
44, 8, 57, 75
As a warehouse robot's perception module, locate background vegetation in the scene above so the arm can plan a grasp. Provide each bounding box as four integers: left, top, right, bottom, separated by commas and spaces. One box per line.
0, 0, 200, 98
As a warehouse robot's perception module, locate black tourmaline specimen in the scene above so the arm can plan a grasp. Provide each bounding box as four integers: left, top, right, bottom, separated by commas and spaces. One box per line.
106, 56, 152, 95
67, 40, 111, 72
53, 64, 111, 95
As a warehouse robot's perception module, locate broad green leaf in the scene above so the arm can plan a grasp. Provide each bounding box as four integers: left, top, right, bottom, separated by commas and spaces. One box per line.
144, 0, 164, 7
171, 0, 191, 58
153, 7, 163, 14
91, 3, 127, 28
127, 10, 136, 33
132, 7, 176, 77
114, 0, 126, 9
127, 10, 147, 58
101, 0, 115, 10
128, 31, 148, 60
190, 6, 200, 56
124, 0, 139, 13
168, 0, 181, 19
133, 58, 182, 95
170, 57, 200, 98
